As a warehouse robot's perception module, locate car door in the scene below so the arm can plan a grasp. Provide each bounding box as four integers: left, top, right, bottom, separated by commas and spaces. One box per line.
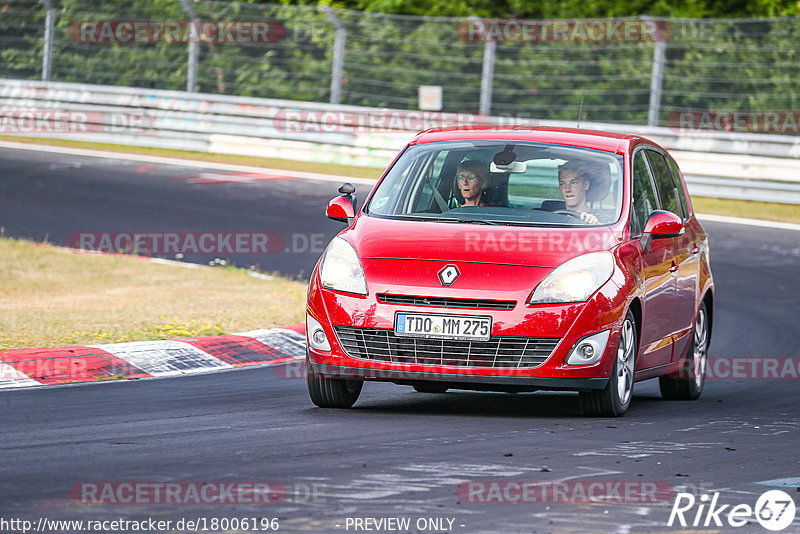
659, 151, 701, 359
631, 149, 675, 370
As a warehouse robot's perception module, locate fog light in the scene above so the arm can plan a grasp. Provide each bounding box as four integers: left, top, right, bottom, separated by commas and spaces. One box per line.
306, 313, 331, 351
313, 330, 326, 345
566, 330, 610, 366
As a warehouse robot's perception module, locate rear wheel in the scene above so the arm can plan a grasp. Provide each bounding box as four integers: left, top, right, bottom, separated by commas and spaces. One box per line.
306, 353, 363, 408
659, 302, 708, 400
579, 310, 637, 417
413, 383, 449, 394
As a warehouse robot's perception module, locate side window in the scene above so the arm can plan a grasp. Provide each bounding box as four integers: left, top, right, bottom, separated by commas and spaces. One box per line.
665, 154, 691, 217
645, 150, 680, 217
409, 151, 447, 213
631, 151, 658, 235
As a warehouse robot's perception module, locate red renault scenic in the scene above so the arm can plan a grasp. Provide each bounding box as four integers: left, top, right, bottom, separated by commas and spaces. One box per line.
305, 127, 714, 416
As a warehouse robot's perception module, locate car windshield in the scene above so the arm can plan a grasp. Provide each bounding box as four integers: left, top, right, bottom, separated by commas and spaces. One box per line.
366, 140, 624, 226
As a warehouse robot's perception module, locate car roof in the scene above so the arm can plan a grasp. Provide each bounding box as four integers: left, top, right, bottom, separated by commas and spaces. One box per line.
410, 126, 655, 154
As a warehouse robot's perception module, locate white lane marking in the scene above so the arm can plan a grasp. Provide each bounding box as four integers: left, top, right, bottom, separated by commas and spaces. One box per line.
247, 271, 275, 281
319, 462, 540, 500
675, 418, 800, 436
697, 213, 800, 232
186, 171, 295, 184
148, 258, 202, 268
87, 340, 232, 376
574, 441, 720, 458
0, 141, 377, 185
0, 363, 39, 389
754, 477, 800, 488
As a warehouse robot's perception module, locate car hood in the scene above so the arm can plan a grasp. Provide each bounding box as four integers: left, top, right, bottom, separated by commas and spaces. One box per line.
343, 215, 620, 268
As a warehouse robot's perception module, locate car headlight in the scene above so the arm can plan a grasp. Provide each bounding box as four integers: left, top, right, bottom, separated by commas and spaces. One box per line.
530, 252, 614, 304
320, 237, 367, 295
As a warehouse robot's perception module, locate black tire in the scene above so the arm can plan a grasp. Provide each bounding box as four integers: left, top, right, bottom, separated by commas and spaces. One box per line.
659, 302, 709, 400
579, 309, 637, 417
413, 383, 449, 394
306, 354, 363, 408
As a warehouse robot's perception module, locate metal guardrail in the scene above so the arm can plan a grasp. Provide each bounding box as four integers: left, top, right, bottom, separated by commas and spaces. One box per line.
1, 79, 799, 204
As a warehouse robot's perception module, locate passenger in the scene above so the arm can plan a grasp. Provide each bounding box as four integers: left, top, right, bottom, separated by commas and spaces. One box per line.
558, 160, 601, 224
455, 161, 491, 207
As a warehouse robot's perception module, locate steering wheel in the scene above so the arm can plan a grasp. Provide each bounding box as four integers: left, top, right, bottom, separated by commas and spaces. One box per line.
553, 209, 583, 220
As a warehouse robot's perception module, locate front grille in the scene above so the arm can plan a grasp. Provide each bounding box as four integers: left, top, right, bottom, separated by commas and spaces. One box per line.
334, 326, 559, 369
378, 294, 516, 310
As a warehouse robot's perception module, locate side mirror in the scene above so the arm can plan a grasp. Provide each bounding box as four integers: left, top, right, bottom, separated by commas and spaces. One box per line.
641, 210, 684, 252
644, 210, 684, 237
326, 183, 357, 223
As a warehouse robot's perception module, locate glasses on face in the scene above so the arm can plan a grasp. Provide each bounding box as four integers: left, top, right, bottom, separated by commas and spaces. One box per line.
457, 174, 479, 183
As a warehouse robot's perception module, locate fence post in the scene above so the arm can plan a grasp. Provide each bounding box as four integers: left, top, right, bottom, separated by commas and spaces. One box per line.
177, 0, 199, 92
644, 16, 667, 127
320, 6, 345, 105
648, 41, 666, 126
468, 17, 495, 116
40, 0, 54, 81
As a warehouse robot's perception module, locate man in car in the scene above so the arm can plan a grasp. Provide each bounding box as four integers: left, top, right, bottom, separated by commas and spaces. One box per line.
558, 160, 601, 224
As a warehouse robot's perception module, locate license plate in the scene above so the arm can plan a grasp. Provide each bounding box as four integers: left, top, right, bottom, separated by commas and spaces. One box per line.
394, 313, 491, 341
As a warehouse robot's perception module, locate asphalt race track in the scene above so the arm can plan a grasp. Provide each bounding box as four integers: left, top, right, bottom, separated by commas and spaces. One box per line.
2, 146, 800, 533
0, 146, 348, 278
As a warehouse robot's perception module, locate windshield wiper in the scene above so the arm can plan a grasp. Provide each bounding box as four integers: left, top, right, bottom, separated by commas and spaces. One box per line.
397, 215, 507, 226
425, 217, 503, 226
454, 218, 502, 225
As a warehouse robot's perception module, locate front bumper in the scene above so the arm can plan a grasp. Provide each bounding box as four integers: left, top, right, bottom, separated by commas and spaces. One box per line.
307, 261, 629, 389
310, 361, 610, 391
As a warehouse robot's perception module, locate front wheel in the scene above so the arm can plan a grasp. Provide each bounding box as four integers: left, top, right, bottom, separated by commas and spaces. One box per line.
306, 353, 363, 408
579, 310, 637, 417
659, 302, 709, 400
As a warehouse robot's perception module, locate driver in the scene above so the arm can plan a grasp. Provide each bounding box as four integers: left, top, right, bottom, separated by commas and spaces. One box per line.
454, 161, 491, 207
558, 160, 600, 224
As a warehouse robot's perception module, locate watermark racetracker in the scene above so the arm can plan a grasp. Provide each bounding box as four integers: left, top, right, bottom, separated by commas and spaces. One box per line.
667, 110, 800, 135
66, 232, 327, 256
68, 20, 286, 44
0, 111, 152, 135
456, 18, 674, 43
68, 481, 326, 505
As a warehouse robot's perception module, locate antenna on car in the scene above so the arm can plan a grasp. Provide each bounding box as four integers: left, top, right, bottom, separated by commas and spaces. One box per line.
577, 92, 585, 129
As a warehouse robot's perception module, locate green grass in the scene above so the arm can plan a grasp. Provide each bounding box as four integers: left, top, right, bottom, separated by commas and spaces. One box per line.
693, 197, 800, 225
0, 237, 306, 350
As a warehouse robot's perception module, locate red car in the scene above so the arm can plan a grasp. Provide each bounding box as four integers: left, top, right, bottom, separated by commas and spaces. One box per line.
305, 127, 714, 416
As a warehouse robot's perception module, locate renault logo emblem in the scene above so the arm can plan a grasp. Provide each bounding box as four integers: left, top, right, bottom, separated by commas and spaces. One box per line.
438, 265, 460, 286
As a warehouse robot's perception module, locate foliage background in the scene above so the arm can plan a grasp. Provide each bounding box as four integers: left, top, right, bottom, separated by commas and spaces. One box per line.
2, 0, 799, 125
